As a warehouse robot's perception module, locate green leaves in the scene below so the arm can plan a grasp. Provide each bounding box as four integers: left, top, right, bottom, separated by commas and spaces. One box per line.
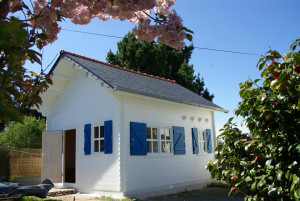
0, 16, 51, 123
0, 116, 45, 148
186, 33, 193, 42
206, 39, 300, 201
181, 27, 194, 41
240, 161, 248, 167
265, 159, 274, 170
276, 171, 283, 181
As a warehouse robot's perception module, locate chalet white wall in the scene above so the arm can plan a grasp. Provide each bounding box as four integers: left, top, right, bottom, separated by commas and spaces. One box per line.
44, 67, 122, 194
41, 58, 219, 199
117, 92, 216, 198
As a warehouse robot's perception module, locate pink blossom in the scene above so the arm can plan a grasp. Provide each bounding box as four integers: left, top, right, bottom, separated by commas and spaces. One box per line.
9, 0, 23, 12
8, 0, 189, 50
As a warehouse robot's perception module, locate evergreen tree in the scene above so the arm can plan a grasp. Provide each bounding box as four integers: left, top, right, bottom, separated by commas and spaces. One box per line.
107, 32, 214, 101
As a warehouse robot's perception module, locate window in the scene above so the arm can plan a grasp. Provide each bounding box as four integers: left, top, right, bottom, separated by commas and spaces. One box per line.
146, 126, 171, 154
160, 128, 171, 153
93, 125, 104, 153
199, 130, 206, 152
147, 127, 158, 153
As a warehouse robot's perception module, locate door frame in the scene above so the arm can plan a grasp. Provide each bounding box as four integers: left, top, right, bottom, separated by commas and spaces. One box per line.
63, 128, 77, 184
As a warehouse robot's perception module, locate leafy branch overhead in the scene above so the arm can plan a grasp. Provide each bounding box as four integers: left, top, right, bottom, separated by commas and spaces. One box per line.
0, 0, 191, 124
206, 39, 300, 200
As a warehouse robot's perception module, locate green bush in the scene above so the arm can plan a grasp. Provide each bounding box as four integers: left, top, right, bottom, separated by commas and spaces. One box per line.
206, 39, 300, 200
0, 116, 45, 148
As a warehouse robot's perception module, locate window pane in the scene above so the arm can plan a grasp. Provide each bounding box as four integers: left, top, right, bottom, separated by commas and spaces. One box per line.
94, 127, 99, 138
165, 141, 171, 153
160, 128, 165, 138
165, 129, 170, 140
147, 127, 151, 139
100, 126, 104, 138
153, 141, 158, 153
100, 140, 104, 152
94, 140, 99, 152
147, 141, 152, 153
161, 142, 165, 152
153, 128, 157, 139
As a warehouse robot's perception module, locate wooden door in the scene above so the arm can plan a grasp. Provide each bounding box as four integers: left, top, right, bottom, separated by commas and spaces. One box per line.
41, 131, 63, 183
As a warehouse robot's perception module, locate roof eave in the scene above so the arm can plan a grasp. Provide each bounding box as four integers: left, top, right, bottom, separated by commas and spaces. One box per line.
115, 87, 229, 113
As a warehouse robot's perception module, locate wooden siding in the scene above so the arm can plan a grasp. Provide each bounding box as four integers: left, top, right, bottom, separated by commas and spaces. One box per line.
41, 62, 121, 193
117, 92, 216, 197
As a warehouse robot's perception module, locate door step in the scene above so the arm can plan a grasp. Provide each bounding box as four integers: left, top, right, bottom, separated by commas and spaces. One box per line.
48, 188, 76, 196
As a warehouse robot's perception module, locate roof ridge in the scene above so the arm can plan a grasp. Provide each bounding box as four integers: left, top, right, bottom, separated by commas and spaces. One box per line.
60, 50, 177, 83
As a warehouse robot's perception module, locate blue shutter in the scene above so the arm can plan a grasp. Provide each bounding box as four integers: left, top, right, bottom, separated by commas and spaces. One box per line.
130, 122, 147, 155
104, 120, 113, 154
173, 126, 185, 155
84, 124, 91, 155
206, 129, 213, 153
192, 128, 199, 154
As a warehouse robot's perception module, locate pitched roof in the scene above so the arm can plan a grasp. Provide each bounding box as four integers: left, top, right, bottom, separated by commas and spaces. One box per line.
51, 50, 228, 113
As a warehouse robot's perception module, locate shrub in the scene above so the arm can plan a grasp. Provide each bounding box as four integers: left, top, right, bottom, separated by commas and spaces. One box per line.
206, 39, 300, 200
0, 116, 46, 148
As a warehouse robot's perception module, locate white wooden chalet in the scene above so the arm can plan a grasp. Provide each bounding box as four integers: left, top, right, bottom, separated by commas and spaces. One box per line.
38, 50, 228, 199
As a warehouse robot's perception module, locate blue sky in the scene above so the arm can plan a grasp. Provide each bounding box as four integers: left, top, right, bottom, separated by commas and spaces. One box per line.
26, 0, 300, 134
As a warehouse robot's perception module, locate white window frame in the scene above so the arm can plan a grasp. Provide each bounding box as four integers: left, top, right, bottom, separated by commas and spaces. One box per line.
92, 124, 105, 154
160, 127, 172, 154
198, 129, 207, 153
146, 125, 172, 155
147, 126, 159, 154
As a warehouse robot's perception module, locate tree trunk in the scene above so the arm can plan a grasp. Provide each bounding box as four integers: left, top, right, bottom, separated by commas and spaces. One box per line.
0, 0, 9, 20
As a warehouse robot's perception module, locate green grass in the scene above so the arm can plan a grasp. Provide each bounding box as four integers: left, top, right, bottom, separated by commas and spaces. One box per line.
96, 196, 137, 201
17, 196, 59, 201
206, 181, 228, 188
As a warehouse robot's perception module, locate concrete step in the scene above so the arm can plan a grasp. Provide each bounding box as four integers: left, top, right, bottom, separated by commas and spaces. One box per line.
48, 188, 76, 197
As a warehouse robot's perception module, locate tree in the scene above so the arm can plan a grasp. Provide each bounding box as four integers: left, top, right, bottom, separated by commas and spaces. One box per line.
206, 39, 300, 200
0, 109, 44, 132
0, 0, 192, 124
0, 116, 46, 148
107, 32, 214, 101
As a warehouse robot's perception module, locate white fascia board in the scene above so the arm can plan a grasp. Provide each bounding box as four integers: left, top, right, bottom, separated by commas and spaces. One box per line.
115, 87, 229, 113
62, 56, 116, 92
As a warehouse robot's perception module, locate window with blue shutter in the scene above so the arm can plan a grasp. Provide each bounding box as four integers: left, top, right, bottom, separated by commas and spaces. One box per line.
173, 126, 185, 155
130, 122, 147, 155
192, 128, 199, 154
104, 120, 113, 154
84, 124, 91, 155
206, 129, 213, 153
